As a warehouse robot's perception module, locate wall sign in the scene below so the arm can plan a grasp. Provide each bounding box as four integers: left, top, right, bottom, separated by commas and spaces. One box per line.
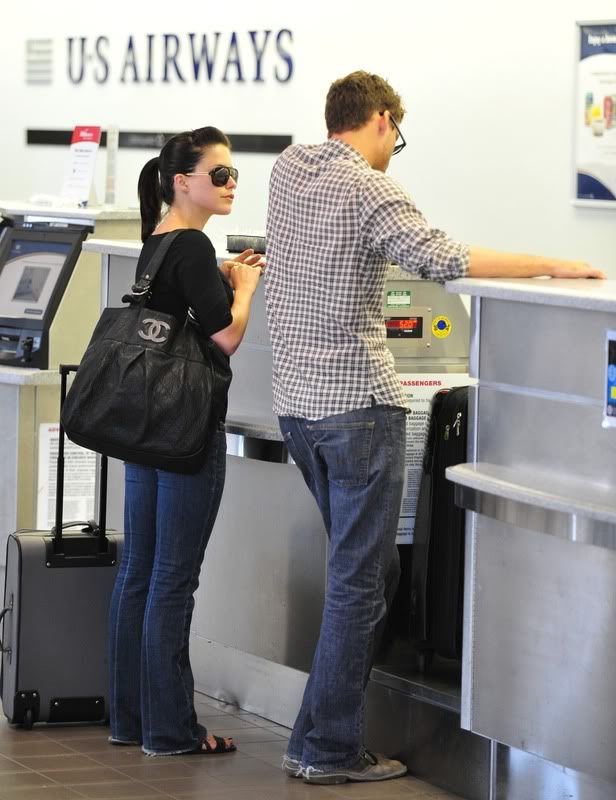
603, 329, 616, 428
26, 30, 294, 87
574, 22, 616, 207
396, 374, 469, 544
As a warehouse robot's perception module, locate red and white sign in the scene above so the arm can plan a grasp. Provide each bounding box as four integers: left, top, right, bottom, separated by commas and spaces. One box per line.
60, 125, 102, 205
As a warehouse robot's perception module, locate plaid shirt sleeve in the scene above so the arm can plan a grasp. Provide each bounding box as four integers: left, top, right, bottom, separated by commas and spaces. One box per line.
359, 171, 470, 282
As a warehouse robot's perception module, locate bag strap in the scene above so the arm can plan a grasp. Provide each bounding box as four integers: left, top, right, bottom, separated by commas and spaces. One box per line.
129, 229, 183, 301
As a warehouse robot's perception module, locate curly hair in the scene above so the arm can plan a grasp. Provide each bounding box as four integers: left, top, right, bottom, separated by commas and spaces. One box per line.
325, 71, 405, 135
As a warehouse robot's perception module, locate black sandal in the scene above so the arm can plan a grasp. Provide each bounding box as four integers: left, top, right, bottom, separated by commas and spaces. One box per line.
188, 734, 236, 755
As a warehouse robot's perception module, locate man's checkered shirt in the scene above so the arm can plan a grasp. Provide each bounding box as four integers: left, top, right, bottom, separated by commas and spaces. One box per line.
265, 139, 469, 420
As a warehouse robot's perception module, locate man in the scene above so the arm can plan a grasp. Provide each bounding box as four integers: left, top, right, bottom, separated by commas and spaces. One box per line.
264, 71, 604, 787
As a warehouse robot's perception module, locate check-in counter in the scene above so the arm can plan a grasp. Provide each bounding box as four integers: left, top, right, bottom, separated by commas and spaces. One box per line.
446, 277, 616, 799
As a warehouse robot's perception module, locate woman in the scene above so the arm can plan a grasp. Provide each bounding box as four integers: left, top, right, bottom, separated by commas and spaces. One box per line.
108, 127, 261, 755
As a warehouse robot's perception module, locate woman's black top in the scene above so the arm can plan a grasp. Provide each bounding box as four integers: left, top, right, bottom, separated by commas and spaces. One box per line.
135, 229, 233, 337
135, 229, 234, 425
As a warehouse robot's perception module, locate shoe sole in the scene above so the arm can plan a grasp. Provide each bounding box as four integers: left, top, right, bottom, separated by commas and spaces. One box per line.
303, 765, 407, 785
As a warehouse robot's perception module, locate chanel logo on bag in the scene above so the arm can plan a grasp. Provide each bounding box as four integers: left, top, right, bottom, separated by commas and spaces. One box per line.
138, 318, 171, 343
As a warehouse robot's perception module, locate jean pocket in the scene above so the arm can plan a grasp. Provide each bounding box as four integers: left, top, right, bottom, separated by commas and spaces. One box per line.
282, 430, 301, 469
308, 421, 375, 488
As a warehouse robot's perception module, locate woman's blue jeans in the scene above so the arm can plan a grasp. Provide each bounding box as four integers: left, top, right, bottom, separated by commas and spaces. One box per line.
109, 430, 226, 754
279, 405, 406, 770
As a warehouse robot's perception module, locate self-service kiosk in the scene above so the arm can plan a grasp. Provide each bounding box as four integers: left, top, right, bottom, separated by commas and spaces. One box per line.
0, 218, 92, 368
0, 205, 140, 569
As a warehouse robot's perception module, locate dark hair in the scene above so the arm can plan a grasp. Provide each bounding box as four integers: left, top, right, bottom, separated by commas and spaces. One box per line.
325, 71, 405, 135
137, 126, 231, 241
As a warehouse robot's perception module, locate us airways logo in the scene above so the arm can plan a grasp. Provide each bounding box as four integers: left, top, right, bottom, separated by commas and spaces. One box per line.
63, 30, 293, 85
26, 28, 295, 86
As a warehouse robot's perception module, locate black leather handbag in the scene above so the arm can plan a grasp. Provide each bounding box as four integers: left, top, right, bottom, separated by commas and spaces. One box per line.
61, 230, 231, 474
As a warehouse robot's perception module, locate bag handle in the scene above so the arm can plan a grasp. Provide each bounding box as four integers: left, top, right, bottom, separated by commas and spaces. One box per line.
127, 229, 183, 302
54, 365, 109, 554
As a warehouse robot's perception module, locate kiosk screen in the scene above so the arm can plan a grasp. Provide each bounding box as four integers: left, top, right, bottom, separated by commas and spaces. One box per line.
0, 239, 71, 319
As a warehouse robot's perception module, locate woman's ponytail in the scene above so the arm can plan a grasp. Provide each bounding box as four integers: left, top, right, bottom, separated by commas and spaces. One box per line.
137, 157, 162, 242
137, 127, 232, 241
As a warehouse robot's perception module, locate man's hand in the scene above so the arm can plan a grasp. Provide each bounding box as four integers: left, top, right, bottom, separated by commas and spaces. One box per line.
547, 260, 606, 279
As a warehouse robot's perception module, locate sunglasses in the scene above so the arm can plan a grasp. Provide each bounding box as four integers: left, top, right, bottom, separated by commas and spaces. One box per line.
184, 165, 239, 186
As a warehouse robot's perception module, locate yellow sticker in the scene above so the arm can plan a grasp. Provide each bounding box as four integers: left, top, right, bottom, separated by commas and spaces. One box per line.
432, 315, 452, 338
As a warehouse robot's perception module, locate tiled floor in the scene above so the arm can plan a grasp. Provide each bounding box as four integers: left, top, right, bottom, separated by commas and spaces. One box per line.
0, 693, 462, 800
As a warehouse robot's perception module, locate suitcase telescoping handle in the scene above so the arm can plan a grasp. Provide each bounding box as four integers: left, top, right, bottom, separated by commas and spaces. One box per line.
55, 365, 109, 556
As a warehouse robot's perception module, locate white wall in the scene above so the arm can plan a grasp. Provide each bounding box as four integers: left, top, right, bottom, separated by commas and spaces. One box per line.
1, 0, 615, 272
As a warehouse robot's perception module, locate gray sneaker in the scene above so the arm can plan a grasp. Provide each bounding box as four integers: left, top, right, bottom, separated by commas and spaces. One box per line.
303, 749, 407, 785
281, 753, 303, 778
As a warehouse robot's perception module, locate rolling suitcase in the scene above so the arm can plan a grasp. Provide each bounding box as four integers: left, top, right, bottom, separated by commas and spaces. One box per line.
0, 364, 123, 728
410, 385, 468, 661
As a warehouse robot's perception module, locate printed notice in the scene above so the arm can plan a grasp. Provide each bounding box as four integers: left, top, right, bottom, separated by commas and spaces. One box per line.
60, 125, 101, 206
575, 24, 616, 204
603, 330, 616, 428
36, 423, 97, 529
396, 373, 469, 544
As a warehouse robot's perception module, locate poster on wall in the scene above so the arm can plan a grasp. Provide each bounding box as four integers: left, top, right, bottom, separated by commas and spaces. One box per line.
396, 373, 469, 545
575, 23, 616, 206
36, 423, 96, 530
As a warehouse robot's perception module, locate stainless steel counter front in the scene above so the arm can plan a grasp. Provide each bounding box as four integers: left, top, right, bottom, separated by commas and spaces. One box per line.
446, 278, 616, 792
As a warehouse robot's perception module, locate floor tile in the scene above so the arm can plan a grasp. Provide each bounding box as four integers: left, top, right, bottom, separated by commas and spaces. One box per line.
138, 772, 230, 795
234, 712, 279, 725
216, 727, 288, 744
0, 753, 28, 773
260, 725, 292, 738
236, 740, 288, 760
39, 726, 110, 741
0, 727, 50, 743
326, 775, 450, 798
0, 772, 61, 790
84, 748, 150, 767
37, 765, 129, 785
59, 738, 122, 755
259, 785, 342, 800
10, 754, 101, 772
198, 716, 260, 730
0, 740, 75, 758
0, 787, 84, 800
113, 762, 203, 781
63, 781, 169, 798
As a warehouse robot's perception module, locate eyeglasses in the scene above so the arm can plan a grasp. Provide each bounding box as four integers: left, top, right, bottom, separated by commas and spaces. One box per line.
382, 112, 406, 156
184, 165, 239, 186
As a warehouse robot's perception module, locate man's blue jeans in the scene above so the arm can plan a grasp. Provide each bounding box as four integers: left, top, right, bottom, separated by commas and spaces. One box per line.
109, 430, 226, 754
279, 405, 406, 770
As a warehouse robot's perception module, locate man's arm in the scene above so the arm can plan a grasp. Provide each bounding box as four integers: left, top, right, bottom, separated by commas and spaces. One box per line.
468, 247, 606, 279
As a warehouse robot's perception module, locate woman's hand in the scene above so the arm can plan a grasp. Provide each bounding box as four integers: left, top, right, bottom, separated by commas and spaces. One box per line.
211, 260, 263, 355
228, 262, 262, 294
220, 249, 265, 280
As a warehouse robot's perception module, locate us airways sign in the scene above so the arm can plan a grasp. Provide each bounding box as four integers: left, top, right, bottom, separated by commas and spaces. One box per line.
45, 30, 294, 85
